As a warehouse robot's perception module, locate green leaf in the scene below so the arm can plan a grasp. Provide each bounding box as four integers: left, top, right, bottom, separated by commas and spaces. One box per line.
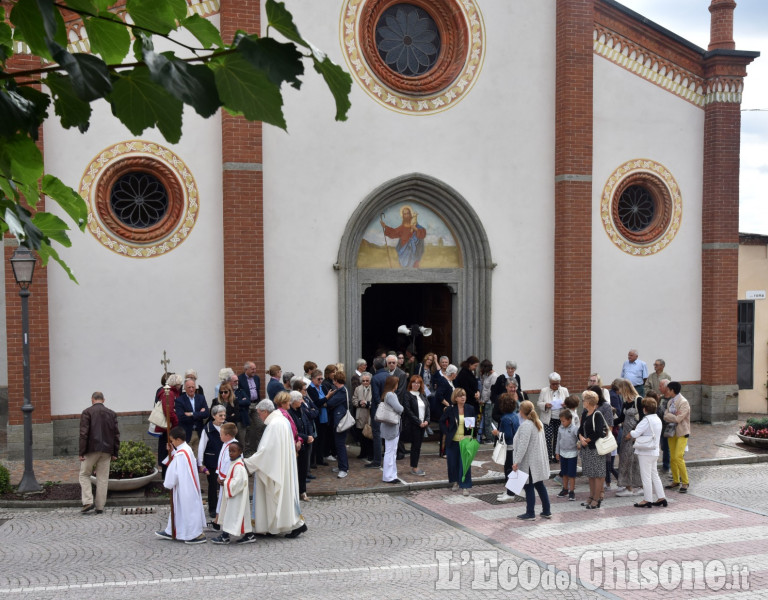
181, 14, 223, 49
0, 176, 16, 200
312, 54, 352, 122
3, 135, 43, 191
51, 47, 112, 102
38, 241, 78, 283
92, 0, 113, 11
36, 0, 68, 51
265, 0, 308, 49
107, 67, 183, 142
3, 205, 25, 240
0, 86, 48, 140
143, 50, 220, 118
10, 0, 54, 59
84, 16, 131, 65
126, 0, 185, 35
31, 211, 71, 246
2, 201, 41, 247
41, 174, 87, 230
0, 24, 11, 62
211, 53, 285, 129
62, 0, 98, 12
168, 0, 189, 21
236, 36, 304, 90
45, 72, 92, 132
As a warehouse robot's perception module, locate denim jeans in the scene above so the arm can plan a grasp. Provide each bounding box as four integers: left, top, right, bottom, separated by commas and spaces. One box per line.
523, 475, 551, 516
480, 402, 493, 441
660, 435, 670, 470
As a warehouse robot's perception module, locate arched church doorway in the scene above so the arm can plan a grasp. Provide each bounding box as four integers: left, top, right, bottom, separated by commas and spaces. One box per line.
361, 283, 453, 363
336, 173, 493, 372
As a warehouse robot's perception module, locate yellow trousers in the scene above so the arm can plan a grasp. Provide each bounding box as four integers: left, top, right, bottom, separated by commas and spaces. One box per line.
667, 435, 689, 485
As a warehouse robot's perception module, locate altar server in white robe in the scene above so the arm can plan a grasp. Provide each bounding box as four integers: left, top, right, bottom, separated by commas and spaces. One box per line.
211, 441, 253, 544
214, 422, 237, 517
243, 400, 307, 538
156, 426, 207, 544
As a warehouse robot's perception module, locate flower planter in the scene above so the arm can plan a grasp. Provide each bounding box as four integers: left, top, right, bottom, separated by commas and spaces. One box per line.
90, 468, 159, 491
736, 434, 768, 449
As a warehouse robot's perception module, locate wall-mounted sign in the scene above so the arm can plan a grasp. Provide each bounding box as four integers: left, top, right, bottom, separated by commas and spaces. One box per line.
746, 290, 766, 300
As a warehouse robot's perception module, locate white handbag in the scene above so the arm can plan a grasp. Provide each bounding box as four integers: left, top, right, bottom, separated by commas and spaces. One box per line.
633, 435, 656, 450
148, 400, 167, 428
593, 412, 617, 456
492, 432, 507, 465
336, 395, 356, 433
374, 398, 400, 424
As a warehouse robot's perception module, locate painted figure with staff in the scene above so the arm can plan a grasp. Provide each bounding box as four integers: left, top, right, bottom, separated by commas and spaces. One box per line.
379, 205, 427, 268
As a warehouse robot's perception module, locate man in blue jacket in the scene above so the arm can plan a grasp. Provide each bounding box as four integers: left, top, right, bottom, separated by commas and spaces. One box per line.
175, 378, 210, 451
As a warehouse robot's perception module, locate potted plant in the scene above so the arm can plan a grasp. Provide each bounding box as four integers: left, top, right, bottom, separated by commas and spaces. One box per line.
91, 440, 159, 491
737, 417, 768, 448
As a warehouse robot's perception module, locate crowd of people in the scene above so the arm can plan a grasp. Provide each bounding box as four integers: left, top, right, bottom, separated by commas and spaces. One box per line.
145, 348, 691, 539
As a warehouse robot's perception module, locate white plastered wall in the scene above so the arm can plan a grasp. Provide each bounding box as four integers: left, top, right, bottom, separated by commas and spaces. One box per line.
591, 56, 704, 384
263, 2, 557, 390
43, 22, 225, 415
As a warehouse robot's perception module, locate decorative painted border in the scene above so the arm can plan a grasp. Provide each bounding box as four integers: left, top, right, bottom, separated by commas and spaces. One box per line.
80, 140, 199, 259
601, 159, 682, 256
594, 27, 707, 107
340, 0, 486, 115
14, 0, 221, 56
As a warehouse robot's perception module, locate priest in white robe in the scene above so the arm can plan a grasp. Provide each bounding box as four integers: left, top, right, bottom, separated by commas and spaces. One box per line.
156, 426, 207, 543
243, 400, 306, 537
218, 442, 252, 538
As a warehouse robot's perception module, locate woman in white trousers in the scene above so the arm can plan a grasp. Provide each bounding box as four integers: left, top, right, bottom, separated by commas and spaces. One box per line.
379, 376, 404, 483
630, 397, 668, 508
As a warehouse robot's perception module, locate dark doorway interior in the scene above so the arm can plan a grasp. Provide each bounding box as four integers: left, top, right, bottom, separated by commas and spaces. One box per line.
361, 283, 452, 365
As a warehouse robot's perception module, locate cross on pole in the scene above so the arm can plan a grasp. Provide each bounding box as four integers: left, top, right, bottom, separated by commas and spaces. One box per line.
160, 350, 171, 376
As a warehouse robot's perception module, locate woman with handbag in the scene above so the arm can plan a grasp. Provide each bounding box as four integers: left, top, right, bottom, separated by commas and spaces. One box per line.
327, 371, 352, 479
630, 397, 667, 508
663, 381, 691, 493
614, 378, 643, 497
512, 400, 551, 520
578, 390, 608, 509
352, 372, 373, 461
441, 387, 476, 495
378, 375, 404, 483
155, 372, 182, 477
492, 393, 520, 503
401, 374, 430, 476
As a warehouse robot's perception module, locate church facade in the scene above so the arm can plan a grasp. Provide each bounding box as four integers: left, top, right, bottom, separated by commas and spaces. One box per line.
2, 0, 759, 458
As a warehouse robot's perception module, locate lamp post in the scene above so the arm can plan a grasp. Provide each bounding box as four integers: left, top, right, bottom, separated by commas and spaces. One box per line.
10, 247, 41, 493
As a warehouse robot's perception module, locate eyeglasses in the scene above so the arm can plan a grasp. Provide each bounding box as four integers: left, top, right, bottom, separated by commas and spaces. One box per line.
221, 391, 230, 395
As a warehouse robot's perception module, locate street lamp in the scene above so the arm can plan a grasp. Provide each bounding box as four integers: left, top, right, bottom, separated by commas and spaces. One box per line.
10, 247, 41, 493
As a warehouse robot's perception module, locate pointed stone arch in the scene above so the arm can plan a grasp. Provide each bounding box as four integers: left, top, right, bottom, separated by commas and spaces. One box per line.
337, 173, 493, 367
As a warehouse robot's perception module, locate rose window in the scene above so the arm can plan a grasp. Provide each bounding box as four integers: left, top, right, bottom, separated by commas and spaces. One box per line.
375, 5, 441, 76
617, 185, 655, 232
110, 172, 169, 229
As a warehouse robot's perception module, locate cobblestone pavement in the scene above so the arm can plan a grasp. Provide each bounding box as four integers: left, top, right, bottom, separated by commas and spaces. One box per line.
0, 495, 604, 600
2, 463, 768, 599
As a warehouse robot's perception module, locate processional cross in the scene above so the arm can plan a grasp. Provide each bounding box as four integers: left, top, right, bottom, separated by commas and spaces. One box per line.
160, 350, 171, 376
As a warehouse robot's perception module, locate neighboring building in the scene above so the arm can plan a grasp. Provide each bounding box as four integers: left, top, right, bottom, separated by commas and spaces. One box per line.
738, 233, 768, 414
1, 0, 760, 457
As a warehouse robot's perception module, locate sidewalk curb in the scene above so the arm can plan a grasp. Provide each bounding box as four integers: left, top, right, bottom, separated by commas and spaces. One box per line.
2, 453, 766, 509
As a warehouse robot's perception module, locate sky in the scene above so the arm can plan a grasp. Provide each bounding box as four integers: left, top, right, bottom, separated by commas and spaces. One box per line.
616, 0, 768, 234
